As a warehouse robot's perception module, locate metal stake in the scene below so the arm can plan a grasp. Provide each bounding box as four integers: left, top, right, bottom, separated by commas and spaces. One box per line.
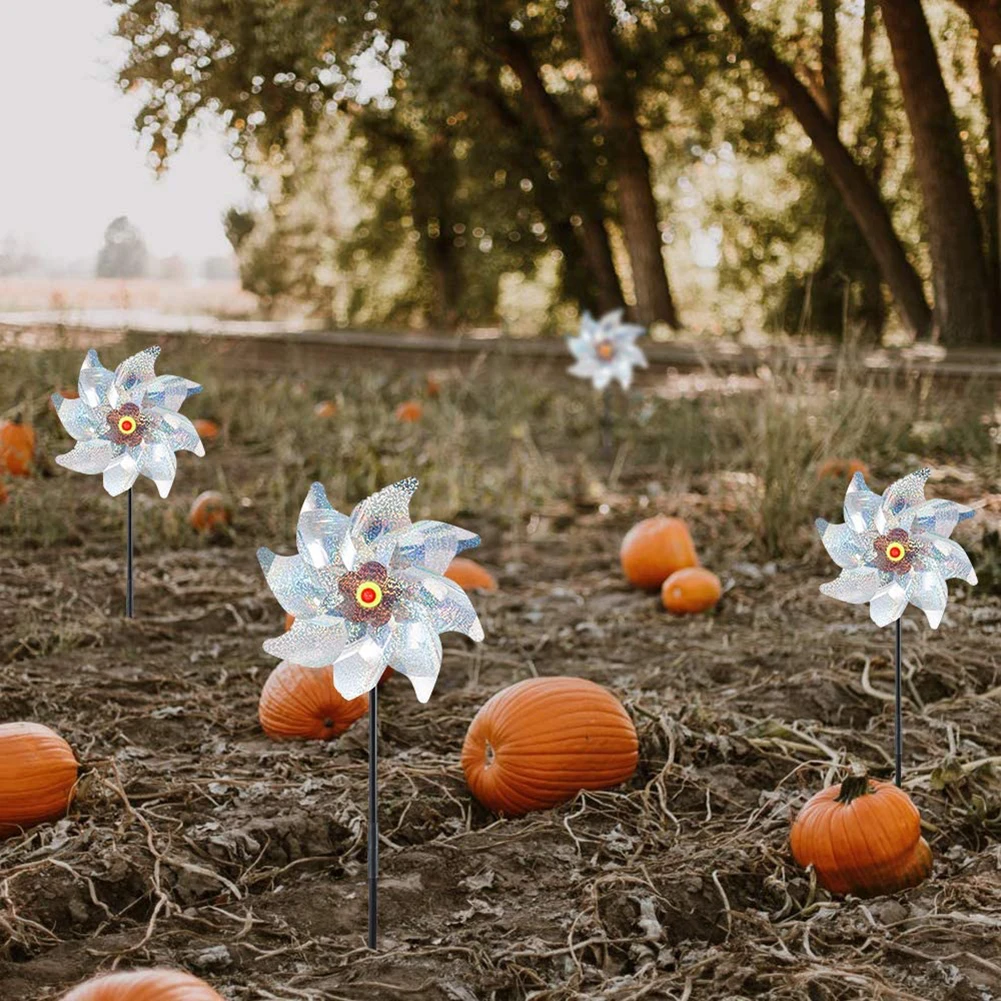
368, 684, 379, 948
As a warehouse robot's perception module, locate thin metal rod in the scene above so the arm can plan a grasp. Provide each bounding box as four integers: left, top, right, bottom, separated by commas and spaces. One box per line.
600, 388, 613, 461
367, 684, 378, 949
894, 617, 902, 787
126, 488, 135, 619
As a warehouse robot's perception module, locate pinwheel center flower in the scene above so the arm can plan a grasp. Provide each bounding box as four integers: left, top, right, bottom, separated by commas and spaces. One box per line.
339, 561, 399, 626
873, 528, 916, 574
106, 403, 147, 445
596, 341, 615, 361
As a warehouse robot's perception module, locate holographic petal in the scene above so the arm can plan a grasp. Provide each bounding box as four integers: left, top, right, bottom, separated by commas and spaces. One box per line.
348, 477, 418, 546
258, 548, 330, 617
263, 618, 350, 668
904, 570, 948, 628
55, 438, 124, 474
113, 346, 160, 397
880, 467, 930, 519
567, 310, 647, 392
147, 408, 205, 456
395, 520, 480, 574
137, 442, 177, 498
816, 519, 874, 569
102, 450, 141, 496
869, 580, 909, 627
400, 568, 484, 640
903, 498, 975, 539
332, 635, 389, 700
296, 482, 351, 569
843, 472, 881, 533
383, 618, 443, 703
52, 395, 106, 441
819, 566, 882, 604
78, 349, 115, 408
144, 374, 202, 411
922, 534, 977, 585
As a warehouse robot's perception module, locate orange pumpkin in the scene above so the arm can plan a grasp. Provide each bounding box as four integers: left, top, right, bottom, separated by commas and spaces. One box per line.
62, 969, 224, 1001
817, 458, 870, 482
461, 677, 639, 817
188, 491, 231, 534
790, 775, 932, 897
0, 419, 36, 477
661, 567, 721, 615
620, 515, 699, 590
259, 661, 369, 741
314, 400, 338, 418
426, 373, 442, 398
396, 400, 423, 423
192, 418, 220, 442
445, 557, 498, 593
282, 615, 394, 685
0, 723, 78, 837
0, 479, 8, 505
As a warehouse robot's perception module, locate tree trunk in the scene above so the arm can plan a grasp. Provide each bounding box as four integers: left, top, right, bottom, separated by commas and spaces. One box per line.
880, 0, 993, 344
571, 0, 680, 327
496, 30, 625, 314
716, 0, 932, 340
979, 46, 1001, 313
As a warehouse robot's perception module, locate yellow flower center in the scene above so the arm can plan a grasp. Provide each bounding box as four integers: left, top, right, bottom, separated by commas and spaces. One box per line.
885, 542, 906, 563
118, 415, 138, 435
356, 581, 383, 608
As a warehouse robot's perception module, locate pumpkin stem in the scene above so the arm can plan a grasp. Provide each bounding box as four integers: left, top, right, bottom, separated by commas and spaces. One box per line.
835, 774, 872, 804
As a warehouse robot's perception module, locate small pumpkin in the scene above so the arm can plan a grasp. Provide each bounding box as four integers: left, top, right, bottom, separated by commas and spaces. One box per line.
445, 557, 498, 593
817, 458, 870, 482
283, 615, 393, 684
426, 372, 442, 398
790, 774, 932, 897
259, 661, 369, 741
188, 490, 231, 534
192, 418, 220, 442
0, 479, 8, 505
62, 968, 224, 1001
620, 515, 698, 590
461, 677, 639, 817
395, 400, 423, 423
661, 567, 721, 615
0, 722, 78, 837
314, 400, 338, 418
0, 419, 36, 477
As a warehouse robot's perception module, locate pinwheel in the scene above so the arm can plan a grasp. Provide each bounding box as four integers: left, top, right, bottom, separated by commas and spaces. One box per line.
258, 477, 484, 947
51, 346, 204, 617
817, 467, 976, 783
566, 309, 647, 458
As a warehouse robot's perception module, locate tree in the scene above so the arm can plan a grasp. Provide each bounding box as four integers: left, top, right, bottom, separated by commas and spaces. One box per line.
96, 216, 147, 279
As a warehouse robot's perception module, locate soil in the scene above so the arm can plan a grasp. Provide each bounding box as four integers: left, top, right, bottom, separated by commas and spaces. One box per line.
1, 342, 1000, 1000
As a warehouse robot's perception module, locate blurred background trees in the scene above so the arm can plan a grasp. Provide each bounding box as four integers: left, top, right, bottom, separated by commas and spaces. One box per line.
96, 215, 148, 279
115, 0, 1000, 343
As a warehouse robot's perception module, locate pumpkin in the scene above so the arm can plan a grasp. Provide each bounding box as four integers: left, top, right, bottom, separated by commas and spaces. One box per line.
314, 400, 338, 418
0, 419, 36, 477
817, 458, 870, 482
445, 557, 498, 593
0, 722, 78, 837
461, 677, 639, 817
188, 491, 231, 534
426, 372, 442, 398
620, 515, 699, 590
283, 614, 393, 684
259, 661, 369, 741
62, 969, 224, 1001
790, 774, 932, 897
661, 567, 721, 615
395, 400, 423, 423
0, 479, 7, 505
192, 418, 220, 442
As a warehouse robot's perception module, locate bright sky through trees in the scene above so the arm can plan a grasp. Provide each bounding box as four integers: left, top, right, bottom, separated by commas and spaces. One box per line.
0, 0, 250, 262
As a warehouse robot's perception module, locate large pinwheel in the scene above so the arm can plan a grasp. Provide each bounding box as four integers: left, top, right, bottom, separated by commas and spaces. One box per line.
52, 346, 204, 498
258, 477, 485, 949
566, 309, 647, 392
816, 467, 977, 785
51, 346, 205, 617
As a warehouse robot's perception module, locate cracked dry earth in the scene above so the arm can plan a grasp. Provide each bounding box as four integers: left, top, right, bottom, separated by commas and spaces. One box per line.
0, 387, 1000, 999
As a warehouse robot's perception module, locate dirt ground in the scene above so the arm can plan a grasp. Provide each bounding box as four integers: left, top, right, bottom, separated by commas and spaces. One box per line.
1, 337, 1000, 1000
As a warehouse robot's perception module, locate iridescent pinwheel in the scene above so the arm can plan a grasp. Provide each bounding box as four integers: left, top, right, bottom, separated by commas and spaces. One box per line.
816, 466, 977, 787
566, 309, 647, 391
51, 346, 204, 498
258, 478, 484, 703
816, 467, 976, 628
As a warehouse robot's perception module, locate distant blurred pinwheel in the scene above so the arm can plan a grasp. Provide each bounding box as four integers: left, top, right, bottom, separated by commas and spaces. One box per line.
51, 346, 204, 616
258, 476, 485, 949
816, 467, 976, 784
566, 309, 647, 391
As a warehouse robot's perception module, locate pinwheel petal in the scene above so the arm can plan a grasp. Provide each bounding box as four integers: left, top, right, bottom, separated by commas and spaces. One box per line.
395, 520, 480, 574
55, 438, 123, 474
567, 337, 593, 361
843, 472, 881, 533
869, 580, 909, 627
138, 442, 177, 498
384, 619, 442, 703
78, 348, 115, 408
922, 534, 977, 585
147, 408, 205, 456
819, 566, 883, 605
904, 569, 948, 628
144, 374, 202, 411
257, 547, 332, 617
332, 635, 389, 700
879, 467, 930, 521
264, 618, 350, 668
816, 519, 874, 569
296, 482, 351, 569
348, 477, 418, 548
904, 498, 975, 539
102, 451, 141, 496
52, 395, 106, 441
113, 346, 160, 397
401, 568, 484, 640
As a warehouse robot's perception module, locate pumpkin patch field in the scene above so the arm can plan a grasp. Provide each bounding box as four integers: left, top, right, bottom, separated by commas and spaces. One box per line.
1, 335, 1001, 999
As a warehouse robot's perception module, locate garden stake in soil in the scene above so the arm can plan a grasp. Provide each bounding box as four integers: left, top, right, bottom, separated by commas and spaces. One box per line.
894, 617, 902, 786
126, 488, 134, 618
258, 478, 484, 949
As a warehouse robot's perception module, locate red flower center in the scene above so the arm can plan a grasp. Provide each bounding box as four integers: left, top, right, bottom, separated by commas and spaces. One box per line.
885, 542, 905, 563
356, 582, 383, 608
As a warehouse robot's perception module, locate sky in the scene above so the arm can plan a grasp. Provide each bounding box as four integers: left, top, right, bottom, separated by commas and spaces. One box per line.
0, 1, 251, 263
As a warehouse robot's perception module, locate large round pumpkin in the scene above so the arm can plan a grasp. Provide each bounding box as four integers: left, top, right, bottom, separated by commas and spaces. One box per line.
620, 515, 698, 590
461, 677, 638, 816
62, 968, 224, 1001
0, 723, 78, 837
661, 567, 721, 615
0, 419, 36, 477
790, 775, 932, 897
445, 557, 498, 593
259, 661, 369, 741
